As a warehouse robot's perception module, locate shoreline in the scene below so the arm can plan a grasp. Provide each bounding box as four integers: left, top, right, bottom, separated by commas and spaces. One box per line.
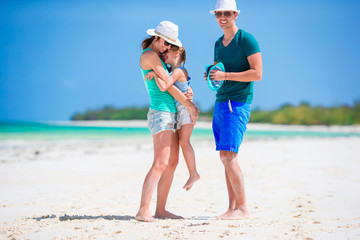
45, 120, 360, 133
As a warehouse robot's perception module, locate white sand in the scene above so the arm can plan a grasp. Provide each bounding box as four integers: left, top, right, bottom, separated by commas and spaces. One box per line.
0, 128, 360, 239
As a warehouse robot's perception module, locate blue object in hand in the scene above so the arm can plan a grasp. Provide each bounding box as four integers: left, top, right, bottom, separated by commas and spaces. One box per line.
205, 62, 225, 91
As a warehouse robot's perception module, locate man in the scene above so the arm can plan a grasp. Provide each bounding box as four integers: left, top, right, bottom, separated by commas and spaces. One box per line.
207, 0, 262, 220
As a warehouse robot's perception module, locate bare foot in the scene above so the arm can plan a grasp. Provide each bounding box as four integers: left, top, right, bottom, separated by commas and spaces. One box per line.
183, 174, 200, 191
135, 209, 155, 222
155, 210, 184, 220
217, 209, 250, 220
217, 209, 233, 219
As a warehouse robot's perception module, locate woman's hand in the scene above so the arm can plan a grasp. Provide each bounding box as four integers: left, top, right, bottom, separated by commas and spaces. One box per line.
189, 104, 200, 125
184, 87, 194, 100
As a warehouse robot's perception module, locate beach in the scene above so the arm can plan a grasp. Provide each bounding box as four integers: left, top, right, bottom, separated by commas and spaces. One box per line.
0, 122, 360, 239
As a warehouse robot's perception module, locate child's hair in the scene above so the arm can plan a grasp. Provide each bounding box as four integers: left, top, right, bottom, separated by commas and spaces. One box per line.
170, 45, 186, 66
141, 36, 156, 50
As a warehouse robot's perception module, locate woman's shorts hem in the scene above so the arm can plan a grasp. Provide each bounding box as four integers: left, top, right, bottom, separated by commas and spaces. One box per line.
147, 109, 176, 135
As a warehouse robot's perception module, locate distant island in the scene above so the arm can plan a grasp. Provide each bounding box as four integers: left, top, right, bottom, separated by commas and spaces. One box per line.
71, 101, 360, 126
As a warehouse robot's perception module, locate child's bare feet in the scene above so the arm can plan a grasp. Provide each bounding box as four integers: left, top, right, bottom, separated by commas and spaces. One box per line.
183, 173, 200, 191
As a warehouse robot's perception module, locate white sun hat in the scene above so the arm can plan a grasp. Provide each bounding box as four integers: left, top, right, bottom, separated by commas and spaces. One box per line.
210, 0, 240, 14
146, 21, 182, 47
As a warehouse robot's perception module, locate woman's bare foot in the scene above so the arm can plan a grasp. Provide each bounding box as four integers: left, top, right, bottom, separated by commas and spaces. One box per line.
135, 209, 155, 222
183, 173, 200, 191
217, 208, 249, 220
155, 210, 184, 219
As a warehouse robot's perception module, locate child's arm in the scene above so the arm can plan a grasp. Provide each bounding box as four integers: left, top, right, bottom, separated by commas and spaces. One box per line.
145, 68, 185, 92
154, 73, 177, 92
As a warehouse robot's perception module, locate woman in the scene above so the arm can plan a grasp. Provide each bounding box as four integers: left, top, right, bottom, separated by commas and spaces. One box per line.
136, 20, 199, 222
145, 45, 200, 191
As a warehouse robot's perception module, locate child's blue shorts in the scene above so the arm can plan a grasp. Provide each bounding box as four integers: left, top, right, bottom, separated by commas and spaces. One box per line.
212, 100, 251, 154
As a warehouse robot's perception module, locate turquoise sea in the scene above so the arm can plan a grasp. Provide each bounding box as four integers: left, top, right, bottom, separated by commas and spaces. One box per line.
0, 122, 359, 141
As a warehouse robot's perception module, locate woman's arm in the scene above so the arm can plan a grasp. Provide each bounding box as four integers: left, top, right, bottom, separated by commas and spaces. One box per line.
140, 50, 170, 81
167, 86, 199, 124
141, 50, 199, 123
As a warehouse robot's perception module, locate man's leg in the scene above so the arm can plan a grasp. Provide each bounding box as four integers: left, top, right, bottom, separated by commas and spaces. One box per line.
155, 131, 183, 219
218, 150, 249, 220
218, 167, 236, 219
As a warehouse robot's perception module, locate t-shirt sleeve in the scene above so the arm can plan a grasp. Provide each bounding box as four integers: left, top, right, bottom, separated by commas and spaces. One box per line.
214, 39, 220, 62
214, 42, 217, 62
243, 33, 261, 57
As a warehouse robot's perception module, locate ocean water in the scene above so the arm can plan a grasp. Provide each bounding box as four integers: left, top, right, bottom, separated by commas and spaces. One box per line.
0, 122, 359, 141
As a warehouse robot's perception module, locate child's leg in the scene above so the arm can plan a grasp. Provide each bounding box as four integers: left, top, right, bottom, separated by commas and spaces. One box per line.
178, 124, 200, 191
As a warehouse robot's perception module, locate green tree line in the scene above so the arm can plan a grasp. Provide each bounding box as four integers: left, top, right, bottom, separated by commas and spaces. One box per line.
71, 101, 360, 125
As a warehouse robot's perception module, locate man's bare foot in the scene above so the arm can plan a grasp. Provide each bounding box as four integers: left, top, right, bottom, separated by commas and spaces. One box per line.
154, 210, 184, 220
183, 174, 200, 191
217, 209, 233, 219
217, 209, 249, 220
135, 209, 155, 222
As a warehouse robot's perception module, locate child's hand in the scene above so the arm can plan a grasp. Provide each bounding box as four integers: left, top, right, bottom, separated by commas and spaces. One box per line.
144, 71, 155, 81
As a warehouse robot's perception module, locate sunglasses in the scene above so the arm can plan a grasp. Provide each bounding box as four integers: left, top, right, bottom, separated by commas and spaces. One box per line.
164, 40, 173, 47
215, 11, 233, 18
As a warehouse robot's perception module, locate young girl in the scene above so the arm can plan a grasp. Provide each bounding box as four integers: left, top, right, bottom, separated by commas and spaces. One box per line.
145, 45, 200, 191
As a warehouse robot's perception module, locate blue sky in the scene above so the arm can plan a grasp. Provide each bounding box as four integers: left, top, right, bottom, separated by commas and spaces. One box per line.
1, 0, 359, 121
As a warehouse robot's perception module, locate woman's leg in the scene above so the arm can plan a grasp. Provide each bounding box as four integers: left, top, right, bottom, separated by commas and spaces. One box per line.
155, 131, 183, 219
178, 124, 200, 191
135, 130, 173, 222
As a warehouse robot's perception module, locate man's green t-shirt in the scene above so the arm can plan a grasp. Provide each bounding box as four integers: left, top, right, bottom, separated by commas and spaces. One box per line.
214, 29, 260, 103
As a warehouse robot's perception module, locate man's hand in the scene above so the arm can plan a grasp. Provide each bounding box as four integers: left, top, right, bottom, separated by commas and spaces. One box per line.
204, 72, 208, 82
209, 70, 226, 81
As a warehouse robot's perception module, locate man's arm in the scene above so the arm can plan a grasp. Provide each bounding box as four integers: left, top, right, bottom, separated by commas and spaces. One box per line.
210, 52, 262, 82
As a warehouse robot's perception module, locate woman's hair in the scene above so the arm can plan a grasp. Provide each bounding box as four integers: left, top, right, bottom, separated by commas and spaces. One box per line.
170, 45, 186, 66
141, 36, 156, 50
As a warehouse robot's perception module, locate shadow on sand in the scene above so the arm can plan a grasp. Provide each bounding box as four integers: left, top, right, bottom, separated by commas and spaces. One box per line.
32, 214, 214, 222
32, 214, 135, 221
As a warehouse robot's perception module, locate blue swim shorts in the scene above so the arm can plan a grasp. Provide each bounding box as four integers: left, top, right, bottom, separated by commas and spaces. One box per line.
147, 109, 177, 135
212, 100, 251, 154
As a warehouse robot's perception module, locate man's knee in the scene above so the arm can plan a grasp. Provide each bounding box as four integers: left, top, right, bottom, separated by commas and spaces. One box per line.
220, 151, 238, 166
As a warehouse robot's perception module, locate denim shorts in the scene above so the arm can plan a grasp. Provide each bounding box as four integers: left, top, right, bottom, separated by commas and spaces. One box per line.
176, 105, 192, 129
147, 109, 177, 135
212, 100, 251, 154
